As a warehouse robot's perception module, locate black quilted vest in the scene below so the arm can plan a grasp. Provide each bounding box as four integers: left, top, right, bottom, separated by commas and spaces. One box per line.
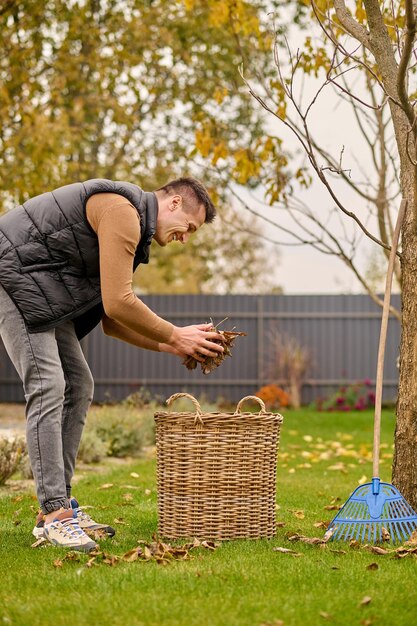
0, 179, 157, 339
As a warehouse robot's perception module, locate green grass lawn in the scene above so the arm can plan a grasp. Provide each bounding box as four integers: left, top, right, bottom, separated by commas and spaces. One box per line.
1, 407, 416, 626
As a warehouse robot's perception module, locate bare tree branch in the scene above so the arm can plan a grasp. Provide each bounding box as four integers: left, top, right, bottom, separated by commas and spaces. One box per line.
332, 0, 372, 49
397, 0, 417, 136
230, 183, 401, 319
239, 65, 391, 251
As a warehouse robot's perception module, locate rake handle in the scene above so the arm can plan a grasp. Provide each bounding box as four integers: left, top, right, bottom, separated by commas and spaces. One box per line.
373, 199, 406, 478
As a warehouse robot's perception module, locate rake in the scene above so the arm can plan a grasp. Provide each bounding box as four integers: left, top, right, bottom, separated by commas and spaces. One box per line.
326, 199, 417, 544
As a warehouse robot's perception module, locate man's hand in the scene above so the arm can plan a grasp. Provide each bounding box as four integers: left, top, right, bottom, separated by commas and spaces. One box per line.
164, 323, 224, 361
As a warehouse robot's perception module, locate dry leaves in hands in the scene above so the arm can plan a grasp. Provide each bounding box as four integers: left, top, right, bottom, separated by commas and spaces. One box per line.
183, 328, 246, 375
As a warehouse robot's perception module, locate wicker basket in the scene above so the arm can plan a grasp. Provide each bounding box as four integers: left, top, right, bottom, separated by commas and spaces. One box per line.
155, 393, 284, 540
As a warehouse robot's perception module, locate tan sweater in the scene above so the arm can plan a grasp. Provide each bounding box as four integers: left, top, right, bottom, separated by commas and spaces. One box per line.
86, 193, 173, 351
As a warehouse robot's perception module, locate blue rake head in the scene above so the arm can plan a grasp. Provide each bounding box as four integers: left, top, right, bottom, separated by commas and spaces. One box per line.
326, 478, 417, 544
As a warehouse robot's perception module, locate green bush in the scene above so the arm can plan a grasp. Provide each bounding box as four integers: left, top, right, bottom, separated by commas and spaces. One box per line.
84, 406, 145, 458
135, 406, 156, 446
78, 393, 222, 463
77, 429, 109, 464
0, 437, 26, 485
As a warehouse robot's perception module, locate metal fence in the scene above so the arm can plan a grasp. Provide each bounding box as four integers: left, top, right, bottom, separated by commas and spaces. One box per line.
0, 294, 401, 404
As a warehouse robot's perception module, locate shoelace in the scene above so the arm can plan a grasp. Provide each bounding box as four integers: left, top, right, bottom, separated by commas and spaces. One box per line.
74, 508, 94, 524
47, 518, 85, 540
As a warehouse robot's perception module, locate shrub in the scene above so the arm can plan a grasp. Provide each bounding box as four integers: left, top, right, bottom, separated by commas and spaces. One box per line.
77, 429, 109, 464
254, 384, 290, 410
18, 452, 33, 479
84, 405, 144, 458
134, 405, 157, 446
0, 437, 26, 485
122, 388, 157, 410
315, 380, 375, 411
264, 329, 312, 408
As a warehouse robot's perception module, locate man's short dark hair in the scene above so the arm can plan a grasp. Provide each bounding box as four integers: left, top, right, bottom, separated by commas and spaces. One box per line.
156, 177, 216, 223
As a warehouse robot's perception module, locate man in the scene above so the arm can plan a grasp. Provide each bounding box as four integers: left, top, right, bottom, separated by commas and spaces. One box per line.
0, 177, 224, 552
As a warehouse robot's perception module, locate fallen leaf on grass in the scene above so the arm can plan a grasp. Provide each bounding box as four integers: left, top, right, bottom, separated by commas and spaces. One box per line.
31, 537, 49, 548
273, 547, 303, 557
319, 611, 333, 620
130, 472, 139, 478
314, 521, 330, 529
123, 548, 140, 562
199, 540, 218, 550
50, 536, 220, 568
323, 504, 342, 511
67, 551, 83, 561
381, 527, 390, 542
89, 550, 120, 567
122, 493, 133, 502
259, 620, 284, 626
366, 562, 379, 571
99, 483, 114, 490
276, 521, 286, 528
287, 533, 327, 545
359, 596, 372, 607
114, 518, 128, 525
405, 529, 417, 545
121, 536, 220, 565
289, 509, 305, 520
84, 528, 109, 541
53, 559, 63, 568
328, 462, 347, 474
392, 545, 417, 559
363, 545, 390, 555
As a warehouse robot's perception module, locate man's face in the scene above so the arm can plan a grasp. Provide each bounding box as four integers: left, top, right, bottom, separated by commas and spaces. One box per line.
154, 194, 206, 246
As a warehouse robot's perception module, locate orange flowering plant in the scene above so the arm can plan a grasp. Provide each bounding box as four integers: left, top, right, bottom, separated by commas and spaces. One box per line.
254, 384, 290, 411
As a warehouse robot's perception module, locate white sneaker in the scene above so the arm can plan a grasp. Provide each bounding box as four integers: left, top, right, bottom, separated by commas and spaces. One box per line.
70, 498, 116, 537
32, 497, 116, 539
43, 509, 98, 553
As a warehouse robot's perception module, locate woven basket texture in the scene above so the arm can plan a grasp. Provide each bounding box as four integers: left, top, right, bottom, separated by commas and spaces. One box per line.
155, 393, 284, 540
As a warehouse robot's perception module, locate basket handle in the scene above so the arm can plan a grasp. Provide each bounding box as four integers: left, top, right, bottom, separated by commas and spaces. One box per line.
235, 395, 266, 414
166, 392, 202, 415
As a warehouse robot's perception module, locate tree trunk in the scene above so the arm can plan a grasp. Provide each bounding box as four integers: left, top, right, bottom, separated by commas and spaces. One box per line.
392, 167, 417, 509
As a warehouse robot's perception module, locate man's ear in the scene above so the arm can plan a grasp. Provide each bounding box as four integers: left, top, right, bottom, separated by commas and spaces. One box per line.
169, 194, 183, 211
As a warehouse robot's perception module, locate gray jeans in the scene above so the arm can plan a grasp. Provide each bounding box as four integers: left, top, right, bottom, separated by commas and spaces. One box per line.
0, 285, 94, 513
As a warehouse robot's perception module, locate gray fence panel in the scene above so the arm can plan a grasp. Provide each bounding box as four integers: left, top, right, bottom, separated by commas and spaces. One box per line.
0, 294, 401, 404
